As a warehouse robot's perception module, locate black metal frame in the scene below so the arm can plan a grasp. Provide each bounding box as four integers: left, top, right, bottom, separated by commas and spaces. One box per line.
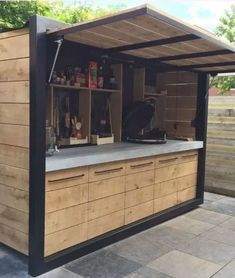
28, 13, 210, 277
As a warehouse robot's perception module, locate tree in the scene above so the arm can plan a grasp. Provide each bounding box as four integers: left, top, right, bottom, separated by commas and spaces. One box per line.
210, 5, 235, 94
0, 0, 124, 31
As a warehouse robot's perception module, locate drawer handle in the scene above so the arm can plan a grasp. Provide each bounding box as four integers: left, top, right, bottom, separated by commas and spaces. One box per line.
182, 154, 197, 159
159, 157, 178, 163
130, 162, 153, 169
95, 167, 123, 175
48, 174, 85, 183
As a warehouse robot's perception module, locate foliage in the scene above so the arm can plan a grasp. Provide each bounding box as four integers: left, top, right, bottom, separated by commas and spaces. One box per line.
0, 0, 124, 31
210, 5, 235, 94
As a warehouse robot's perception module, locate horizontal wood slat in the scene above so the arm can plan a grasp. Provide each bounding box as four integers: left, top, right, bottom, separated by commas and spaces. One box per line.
0, 103, 29, 125
0, 81, 29, 103
0, 58, 29, 81
0, 145, 29, 169
125, 200, 153, 225
0, 34, 29, 61
0, 124, 29, 148
0, 28, 28, 40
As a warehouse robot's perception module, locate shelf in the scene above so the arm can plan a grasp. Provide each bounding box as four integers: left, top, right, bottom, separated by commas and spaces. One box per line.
144, 92, 167, 97
49, 84, 120, 93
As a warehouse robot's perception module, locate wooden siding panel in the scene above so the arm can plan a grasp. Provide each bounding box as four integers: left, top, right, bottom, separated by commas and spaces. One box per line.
0, 58, 29, 81
0, 103, 29, 125
0, 124, 29, 148
0, 81, 29, 103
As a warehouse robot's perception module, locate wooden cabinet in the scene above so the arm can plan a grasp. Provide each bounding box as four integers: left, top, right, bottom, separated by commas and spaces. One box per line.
44, 150, 198, 256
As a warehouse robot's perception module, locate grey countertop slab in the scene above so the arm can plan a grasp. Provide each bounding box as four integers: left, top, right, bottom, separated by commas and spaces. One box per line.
46, 140, 203, 172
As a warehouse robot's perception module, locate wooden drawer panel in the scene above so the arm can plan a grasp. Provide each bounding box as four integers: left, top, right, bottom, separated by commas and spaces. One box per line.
89, 176, 125, 201
125, 170, 154, 191
45, 203, 88, 235
155, 160, 198, 183
89, 161, 125, 182
125, 185, 154, 208
125, 200, 153, 225
126, 157, 154, 174
177, 174, 197, 191
88, 210, 124, 239
154, 179, 178, 199
154, 192, 178, 213
45, 183, 88, 213
44, 222, 87, 256
179, 150, 198, 164
155, 153, 179, 168
88, 193, 124, 220
178, 186, 196, 203
46, 167, 88, 191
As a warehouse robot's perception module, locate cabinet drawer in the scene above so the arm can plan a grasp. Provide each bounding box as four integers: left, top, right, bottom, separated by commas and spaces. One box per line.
154, 179, 178, 199
89, 161, 125, 182
88, 193, 124, 220
88, 210, 124, 239
155, 160, 198, 183
45, 183, 88, 213
126, 157, 154, 174
177, 174, 197, 191
155, 153, 179, 168
46, 167, 88, 191
179, 150, 198, 164
45, 222, 87, 256
125, 170, 154, 191
89, 176, 125, 201
178, 186, 196, 203
45, 203, 88, 235
125, 200, 153, 225
125, 185, 153, 208
154, 192, 178, 213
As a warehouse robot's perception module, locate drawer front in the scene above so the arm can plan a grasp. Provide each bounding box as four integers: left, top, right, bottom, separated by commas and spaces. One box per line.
46, 167, 88, 191
89, 161, 125, 182
179, 150, 198, 164
155, 160, 198, 183
45, 183, 88, 213
45, 203, 88, 235
125, 185, 154, 208
125, 170, 154, 191
178, 186, 196, 203
154, 192, 178, 213
89, 176, 125, 201
88, 193, 124, 220
126, 157, 154, 174
88, 210, 124, 239
125, 200, 153, 225
154, 179, 178, 199
155, 153, 179, 168
45, 222, 88, 256
177, 174, 197, 191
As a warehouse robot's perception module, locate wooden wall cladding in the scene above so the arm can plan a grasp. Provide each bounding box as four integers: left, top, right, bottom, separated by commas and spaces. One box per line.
158, 71, 198, 138
205, 96, 235, 196
44, 150, 198, 256
0, 28, 29, 255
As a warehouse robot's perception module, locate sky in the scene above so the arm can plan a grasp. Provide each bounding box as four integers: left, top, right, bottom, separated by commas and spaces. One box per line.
64, 0, 234, 33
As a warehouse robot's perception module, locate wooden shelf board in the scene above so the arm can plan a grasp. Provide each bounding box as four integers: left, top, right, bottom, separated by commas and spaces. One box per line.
49, 84, 120, 93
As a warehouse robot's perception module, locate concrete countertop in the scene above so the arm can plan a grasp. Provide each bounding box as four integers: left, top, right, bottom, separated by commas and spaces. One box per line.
46, 140, 203, 172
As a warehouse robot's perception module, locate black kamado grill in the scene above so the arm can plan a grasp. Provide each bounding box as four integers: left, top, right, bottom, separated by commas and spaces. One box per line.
122, 101, 166, 144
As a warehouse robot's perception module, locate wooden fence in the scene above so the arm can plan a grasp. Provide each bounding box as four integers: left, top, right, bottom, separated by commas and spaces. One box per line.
205, 96, 235, 197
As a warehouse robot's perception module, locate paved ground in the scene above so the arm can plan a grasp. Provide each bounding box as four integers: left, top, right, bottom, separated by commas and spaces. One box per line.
0, 192, 235, 278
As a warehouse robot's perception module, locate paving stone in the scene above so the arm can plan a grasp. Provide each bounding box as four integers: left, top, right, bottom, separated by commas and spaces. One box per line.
200, 201, 235, 216
125, 266, 172, 278
212, 260, 235, 278
40, 268, 82, 277
106, 233, 172, 265
219, 217, 235, 231
1, 270, 29, 278
139, 225, 196, 249
215, 197, 235, 207
204, 192, 225, 202
185, 208, 231, 225
147, 250, 221, 278
176, 236, 235, 265
65, 249, 141, 278
201, 226, 235, 247
160, 215, 215, 235
0, 253, 27, 276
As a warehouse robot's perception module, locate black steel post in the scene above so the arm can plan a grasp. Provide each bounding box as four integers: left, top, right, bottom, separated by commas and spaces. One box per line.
195, 73, 209, 200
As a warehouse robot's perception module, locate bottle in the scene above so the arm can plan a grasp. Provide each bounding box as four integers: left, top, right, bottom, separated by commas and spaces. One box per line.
97, 65, 104, 88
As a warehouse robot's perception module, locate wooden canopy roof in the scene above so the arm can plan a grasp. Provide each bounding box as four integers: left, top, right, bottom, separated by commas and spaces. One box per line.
47, 4, 235, 73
